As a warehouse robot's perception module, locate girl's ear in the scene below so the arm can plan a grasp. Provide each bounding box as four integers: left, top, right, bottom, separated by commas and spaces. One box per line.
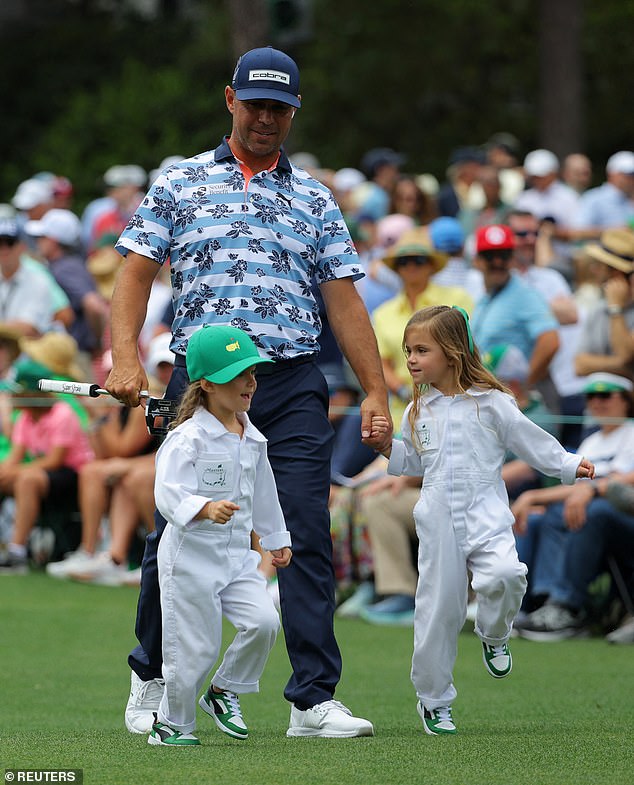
200, 378, 214, 393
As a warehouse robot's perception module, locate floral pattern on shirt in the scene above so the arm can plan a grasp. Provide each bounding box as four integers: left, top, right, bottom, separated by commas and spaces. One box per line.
116, 138, 362, 359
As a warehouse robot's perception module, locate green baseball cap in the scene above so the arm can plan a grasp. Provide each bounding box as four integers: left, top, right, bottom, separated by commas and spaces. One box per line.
13, 358, 54, 392
0, 357, 65, 394
185, 325, 273, 384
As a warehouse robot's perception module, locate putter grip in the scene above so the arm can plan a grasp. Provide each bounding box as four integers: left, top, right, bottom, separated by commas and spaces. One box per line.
38, 379, 104, 397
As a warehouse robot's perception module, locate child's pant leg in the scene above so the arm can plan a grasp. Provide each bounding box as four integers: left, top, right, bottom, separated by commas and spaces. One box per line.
157, 531, 223, 734
214, 551, 281, 693
470, 529, 527, 644
411, 514, 468, 709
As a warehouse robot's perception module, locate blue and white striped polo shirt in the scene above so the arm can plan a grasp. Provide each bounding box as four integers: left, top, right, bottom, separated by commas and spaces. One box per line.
115, 137, 363, 359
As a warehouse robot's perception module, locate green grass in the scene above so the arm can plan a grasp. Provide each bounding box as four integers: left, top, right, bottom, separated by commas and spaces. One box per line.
2, 573, 633, 785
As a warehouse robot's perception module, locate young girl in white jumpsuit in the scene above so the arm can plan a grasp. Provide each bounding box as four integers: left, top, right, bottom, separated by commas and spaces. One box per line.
148, 325, 292, 746
373, 306, 594, 735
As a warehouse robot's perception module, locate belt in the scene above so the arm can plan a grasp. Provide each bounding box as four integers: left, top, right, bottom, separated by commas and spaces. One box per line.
174, 352, 317, 375
254, 353, 317, 376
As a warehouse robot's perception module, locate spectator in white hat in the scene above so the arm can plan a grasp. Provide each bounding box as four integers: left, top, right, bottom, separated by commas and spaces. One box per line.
11, 177, 55, 253
11, 178, 53, 221
25, 209, 109, 378
572, 151, 634, 231
514, 149, 581, 273
514, 148, 579, 230
0, 214, 59, 338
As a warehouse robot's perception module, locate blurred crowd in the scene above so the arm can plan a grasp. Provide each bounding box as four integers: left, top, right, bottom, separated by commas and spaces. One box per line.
0, 158, 179, 585
1, 135, 633, 644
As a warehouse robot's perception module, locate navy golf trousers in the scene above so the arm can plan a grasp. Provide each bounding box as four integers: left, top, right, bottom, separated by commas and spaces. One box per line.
129, 357, 341, 710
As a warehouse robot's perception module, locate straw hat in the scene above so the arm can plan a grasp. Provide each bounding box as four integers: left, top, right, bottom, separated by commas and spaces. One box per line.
382, 227, 448, 272
87, 245, 122, 300
20, 332, 83, 381
584, 228, 634, 274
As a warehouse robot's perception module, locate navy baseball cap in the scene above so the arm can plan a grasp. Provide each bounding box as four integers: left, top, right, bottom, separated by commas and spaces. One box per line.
231, 46, 301, 108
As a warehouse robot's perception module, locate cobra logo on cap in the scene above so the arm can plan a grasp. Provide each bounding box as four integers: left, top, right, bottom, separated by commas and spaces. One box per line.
249, 69, 291, 85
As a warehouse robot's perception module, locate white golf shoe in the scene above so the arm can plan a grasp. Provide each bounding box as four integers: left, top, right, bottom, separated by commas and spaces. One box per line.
125, 671, 165, 734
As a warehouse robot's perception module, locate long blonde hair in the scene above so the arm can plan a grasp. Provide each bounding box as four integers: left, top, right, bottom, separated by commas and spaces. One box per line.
170, 380, 206, 430
404, 306, 510, 438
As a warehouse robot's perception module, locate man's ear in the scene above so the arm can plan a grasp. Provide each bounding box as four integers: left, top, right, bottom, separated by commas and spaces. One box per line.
225, 85, 235, 114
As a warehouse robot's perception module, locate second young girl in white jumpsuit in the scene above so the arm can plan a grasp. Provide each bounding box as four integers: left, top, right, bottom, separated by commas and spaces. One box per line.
374, 306, 594, 735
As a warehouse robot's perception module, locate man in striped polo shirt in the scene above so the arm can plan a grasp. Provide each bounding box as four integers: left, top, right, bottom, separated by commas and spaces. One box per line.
106, 46, 392, 739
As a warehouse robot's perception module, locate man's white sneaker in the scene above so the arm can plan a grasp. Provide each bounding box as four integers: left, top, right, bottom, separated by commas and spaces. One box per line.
125, 671, 165, 734
286, 700, 374, 738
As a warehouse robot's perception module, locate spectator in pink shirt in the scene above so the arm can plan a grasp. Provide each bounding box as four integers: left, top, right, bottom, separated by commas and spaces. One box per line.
0, 357, 93, 573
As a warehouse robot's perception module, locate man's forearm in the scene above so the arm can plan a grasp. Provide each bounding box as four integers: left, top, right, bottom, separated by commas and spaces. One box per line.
609, 314, 634, 362
575, 351, 632, 377
109, 254, 157, 363
331, 303, 387, 398
528, 331, 559, 384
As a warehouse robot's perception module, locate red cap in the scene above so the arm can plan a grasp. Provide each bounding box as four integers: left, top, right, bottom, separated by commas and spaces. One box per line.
475, 224, 515, 253
52, 176, 73, 199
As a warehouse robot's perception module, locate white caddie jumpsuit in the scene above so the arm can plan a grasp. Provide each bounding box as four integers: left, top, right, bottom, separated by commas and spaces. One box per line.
154, 406, 291, 734
387, 387, 581, 710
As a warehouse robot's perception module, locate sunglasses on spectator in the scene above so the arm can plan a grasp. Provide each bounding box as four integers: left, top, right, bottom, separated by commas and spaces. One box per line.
395, 255, 432, 268
586, 391, 617, 400
513, 229, 539, 238
479, 249, 513, 263
0, 236, 17, 247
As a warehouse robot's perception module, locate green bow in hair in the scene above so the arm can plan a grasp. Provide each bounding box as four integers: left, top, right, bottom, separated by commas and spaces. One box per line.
452, 306, 474, 354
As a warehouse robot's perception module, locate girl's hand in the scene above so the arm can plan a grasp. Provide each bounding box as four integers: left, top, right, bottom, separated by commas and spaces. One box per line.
362, 414, 392, 452
575, 458, 595, 480
207, 500, 239, 524
360, 396, 393, 453
369, 414, 391, 435
270, 547, 292, 568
